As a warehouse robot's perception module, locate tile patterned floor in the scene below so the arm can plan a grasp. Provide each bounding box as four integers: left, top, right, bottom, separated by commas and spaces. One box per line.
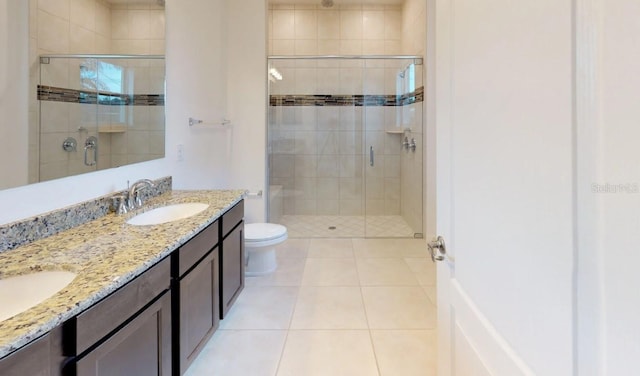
279, 215, 417, 238
185, 238, 437, 376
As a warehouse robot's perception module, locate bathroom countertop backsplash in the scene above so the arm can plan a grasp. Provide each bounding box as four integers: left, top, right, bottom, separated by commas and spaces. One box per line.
0, 188, 246, 359
0, 177, 173, 252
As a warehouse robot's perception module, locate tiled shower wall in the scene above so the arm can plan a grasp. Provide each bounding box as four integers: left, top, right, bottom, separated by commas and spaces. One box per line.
268, 4, 403, 56
270, 102, 407, 217
400, 0, 427, 233
402, 0, 427, 56
29, 0, 165, 183
269, 59, 422, 220
400, 100, 423, 235
268, 2, 426, 234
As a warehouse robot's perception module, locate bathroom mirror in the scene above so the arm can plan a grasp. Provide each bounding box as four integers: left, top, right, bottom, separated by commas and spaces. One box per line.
1, 0, 165, 190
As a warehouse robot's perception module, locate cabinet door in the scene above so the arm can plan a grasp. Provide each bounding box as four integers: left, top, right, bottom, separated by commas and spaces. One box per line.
178, 248, 219, 375
0, 326, 63, 376
220, 221, 244, 318
76, 291, 171, 376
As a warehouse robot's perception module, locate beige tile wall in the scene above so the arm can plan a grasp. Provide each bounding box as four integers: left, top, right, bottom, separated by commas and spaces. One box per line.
268, 60, 414, 217
400, 0, 426, 233
268, 4, 403, 56
401, 0, 426, 56
400, 101, 423, 233
110, 3, 165, 55
30, 0, 165, 182
268, 2, 425, 234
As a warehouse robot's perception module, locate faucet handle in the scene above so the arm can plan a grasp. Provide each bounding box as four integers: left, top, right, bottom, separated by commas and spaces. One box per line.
111, 194, 128, 215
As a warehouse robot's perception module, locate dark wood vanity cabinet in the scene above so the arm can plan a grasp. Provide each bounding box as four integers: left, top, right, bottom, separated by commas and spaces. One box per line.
172, 198, 245, 373
172, 221, 220, 375
220, 200, 245, 318
66, 257, 172, 376
0, 198, 245, 376
0, 326, 64, 376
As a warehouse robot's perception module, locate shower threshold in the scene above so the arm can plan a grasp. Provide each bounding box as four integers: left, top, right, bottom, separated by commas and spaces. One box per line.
278, 215, 416, 238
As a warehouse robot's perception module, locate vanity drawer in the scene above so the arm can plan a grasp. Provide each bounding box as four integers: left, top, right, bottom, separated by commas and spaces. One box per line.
221, 200, 244, 237
177, 220, 219, 277
74, 257, 170, 354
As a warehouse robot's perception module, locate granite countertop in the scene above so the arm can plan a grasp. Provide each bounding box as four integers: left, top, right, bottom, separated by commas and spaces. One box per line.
0, 189, 245, 359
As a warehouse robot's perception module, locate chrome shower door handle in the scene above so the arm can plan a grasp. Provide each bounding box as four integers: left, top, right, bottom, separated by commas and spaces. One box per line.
370, 146, 374, 167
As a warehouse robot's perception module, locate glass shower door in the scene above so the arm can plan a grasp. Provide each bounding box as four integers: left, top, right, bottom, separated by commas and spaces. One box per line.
362, 57, 423, 238
267, 56, 423, 238
268, 57, 368, 237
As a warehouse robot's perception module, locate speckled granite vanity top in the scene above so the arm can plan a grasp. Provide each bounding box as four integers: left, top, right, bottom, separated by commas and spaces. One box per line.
0, 189, 245, 358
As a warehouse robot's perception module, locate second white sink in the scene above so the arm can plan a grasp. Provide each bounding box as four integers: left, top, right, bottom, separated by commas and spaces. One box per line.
126, 203, 209, 226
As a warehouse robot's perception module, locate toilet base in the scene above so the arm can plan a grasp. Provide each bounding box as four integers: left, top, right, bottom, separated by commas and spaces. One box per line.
245, 245, 277, 276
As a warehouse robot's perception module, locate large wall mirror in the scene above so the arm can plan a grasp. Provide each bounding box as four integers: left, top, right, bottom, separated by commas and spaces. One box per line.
2, 0, 165, 190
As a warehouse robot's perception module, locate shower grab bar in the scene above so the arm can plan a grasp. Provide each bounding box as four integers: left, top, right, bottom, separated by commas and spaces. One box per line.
370, 146, 374, 167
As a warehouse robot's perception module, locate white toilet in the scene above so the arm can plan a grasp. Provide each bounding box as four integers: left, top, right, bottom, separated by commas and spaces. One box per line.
244, 223, 288, 276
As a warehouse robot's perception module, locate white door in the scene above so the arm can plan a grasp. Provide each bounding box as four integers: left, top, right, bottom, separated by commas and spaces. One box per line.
429, 0, 575, 374
591, 0, 640, 373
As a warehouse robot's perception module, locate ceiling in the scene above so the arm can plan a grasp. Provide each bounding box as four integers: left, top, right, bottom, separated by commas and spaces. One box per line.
269, 0, 405, 5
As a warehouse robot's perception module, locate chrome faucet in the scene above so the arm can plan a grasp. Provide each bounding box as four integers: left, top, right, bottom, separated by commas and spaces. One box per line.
127, 179, 155, 210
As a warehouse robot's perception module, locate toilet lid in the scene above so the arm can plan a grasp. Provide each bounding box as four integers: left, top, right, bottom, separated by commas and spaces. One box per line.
245, 223, 287, 241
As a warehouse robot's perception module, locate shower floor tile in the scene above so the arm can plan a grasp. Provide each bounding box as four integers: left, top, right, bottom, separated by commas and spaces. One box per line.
278, 215, 416, 238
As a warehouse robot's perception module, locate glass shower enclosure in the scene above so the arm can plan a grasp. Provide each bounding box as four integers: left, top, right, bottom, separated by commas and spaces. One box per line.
267, 56, 424, 238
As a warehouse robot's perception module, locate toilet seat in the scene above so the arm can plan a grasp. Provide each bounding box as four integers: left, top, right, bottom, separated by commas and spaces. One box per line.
244, 223, 288, 248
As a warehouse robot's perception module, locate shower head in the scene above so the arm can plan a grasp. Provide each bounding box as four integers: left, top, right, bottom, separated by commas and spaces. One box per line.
321, 0, 334, 8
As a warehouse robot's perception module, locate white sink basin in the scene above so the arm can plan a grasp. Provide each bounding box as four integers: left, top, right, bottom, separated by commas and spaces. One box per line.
126, 203, 209, 226
0, 271, 77, 322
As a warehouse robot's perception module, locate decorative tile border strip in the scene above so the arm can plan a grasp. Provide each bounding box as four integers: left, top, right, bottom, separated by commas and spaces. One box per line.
0, 177, 172, 253
38, 85, 165, 106
270, 86, 424, 107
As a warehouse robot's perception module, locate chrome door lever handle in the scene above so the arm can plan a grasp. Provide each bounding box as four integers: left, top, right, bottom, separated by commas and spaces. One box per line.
428, 236, 446, 262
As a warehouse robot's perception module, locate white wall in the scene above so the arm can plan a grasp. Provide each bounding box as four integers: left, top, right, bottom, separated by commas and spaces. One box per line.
226, 0, 268, 223
164, 0, 230, 192
0, 0, 252, 225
